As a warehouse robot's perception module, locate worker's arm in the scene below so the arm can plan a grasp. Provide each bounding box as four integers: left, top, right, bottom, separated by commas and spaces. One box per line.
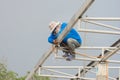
48, 33, 58, 44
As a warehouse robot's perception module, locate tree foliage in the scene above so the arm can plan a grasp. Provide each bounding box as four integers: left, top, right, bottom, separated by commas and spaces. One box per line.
0, 62, 50, 80
0, 63, 17, 80
32, 74, 50, 80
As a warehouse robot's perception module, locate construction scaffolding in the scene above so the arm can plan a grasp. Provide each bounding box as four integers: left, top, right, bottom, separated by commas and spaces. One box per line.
25, 0, 120, 80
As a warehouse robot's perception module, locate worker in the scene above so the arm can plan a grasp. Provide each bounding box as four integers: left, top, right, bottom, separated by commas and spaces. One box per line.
48, 21, 82, 61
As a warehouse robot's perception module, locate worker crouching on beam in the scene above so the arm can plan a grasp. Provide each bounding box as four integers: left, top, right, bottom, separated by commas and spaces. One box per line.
48, 21, 82, 61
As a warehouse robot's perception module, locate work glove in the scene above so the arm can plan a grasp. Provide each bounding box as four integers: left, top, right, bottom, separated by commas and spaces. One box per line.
53, 39, 58, 44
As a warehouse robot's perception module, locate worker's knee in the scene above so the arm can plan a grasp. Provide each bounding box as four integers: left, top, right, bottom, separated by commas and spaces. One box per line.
67, 38, 80, 49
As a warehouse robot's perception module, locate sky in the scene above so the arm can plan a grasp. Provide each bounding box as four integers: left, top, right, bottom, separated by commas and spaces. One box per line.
0, 0, 120, 79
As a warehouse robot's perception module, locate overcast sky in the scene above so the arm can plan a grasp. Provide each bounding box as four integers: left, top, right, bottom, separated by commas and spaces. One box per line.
0, 0, 120, 78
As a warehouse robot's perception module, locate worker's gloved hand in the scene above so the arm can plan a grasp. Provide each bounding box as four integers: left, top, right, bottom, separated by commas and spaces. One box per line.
53, 39, 58, 44
53, 40, 59, 47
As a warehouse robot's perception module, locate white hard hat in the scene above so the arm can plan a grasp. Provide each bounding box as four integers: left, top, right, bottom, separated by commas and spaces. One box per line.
49, 21, 60, 33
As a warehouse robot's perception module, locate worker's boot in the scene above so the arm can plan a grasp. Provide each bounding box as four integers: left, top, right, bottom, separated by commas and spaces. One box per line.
62, 47, 70, 58
66, 53, 75, 61
62, 53, 69, 57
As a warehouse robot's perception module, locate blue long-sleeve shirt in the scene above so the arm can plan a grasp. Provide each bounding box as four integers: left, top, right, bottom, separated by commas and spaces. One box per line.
48, 22, 82, 44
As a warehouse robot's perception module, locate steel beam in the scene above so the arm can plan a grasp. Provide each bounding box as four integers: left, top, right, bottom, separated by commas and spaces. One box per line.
82, 17, 120, 21
78, 29, 120, 35
82, 20, 120, 31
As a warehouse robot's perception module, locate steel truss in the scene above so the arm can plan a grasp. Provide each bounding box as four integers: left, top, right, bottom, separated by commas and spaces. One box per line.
25, 0, 120, 80
54, 46, 120, 63
78, 17, 120, 35
38, 66, 96, 80
38, 66, 120, 80
38, 40, 119, 80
